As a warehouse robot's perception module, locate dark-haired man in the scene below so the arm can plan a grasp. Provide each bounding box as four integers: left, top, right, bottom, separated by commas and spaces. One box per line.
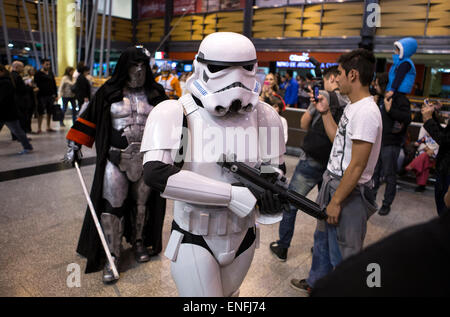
270, 66, 348, 262
34, 59, 57, 133
73, 65, 91, 111
290, 49, 382, 295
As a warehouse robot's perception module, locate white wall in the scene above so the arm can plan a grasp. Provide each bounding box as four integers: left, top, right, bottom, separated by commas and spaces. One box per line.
97, 0, 132, 19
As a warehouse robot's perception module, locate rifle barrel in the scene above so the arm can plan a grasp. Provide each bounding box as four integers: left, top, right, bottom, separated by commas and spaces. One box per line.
221, 159, 328, 220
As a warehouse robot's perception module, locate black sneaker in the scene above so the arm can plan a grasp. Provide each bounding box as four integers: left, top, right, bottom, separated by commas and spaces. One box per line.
415, 185, 426, 192
378, 205, 391, 216
18, 148, 33, 155
269, 241, 287, 262
290, 278, 312, 295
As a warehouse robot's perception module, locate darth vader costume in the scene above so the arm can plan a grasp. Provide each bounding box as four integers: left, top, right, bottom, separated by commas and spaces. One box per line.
66, 46, 168, 280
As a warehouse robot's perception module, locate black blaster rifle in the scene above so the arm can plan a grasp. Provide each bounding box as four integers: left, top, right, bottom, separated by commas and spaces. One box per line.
217, 154, 328, 220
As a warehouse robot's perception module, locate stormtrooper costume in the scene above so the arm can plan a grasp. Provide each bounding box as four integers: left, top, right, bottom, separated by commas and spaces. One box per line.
65, 46, 167, 283
141, 32, 286, 296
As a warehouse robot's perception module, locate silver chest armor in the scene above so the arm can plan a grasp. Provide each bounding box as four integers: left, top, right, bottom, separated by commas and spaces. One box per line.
110, 90, 153, 182
110, 89, 153, 143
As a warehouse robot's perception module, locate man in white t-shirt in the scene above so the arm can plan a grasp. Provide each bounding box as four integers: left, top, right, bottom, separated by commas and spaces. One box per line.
290, 49, 382, 295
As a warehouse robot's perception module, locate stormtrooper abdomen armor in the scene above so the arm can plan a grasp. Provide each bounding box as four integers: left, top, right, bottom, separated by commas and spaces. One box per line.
173, 96, 260, 265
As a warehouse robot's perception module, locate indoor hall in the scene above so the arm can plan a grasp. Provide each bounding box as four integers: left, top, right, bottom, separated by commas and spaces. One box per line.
1, 0, 449, 300
0, 115, 438, 297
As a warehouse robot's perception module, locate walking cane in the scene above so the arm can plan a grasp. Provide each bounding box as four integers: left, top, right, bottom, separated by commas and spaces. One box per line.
74, 161, 119, 280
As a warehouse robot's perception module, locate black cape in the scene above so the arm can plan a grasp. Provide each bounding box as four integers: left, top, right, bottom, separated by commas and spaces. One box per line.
71, 47, 168, 273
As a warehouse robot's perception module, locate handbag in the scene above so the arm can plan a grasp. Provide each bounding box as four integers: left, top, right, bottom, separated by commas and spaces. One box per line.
52, 104, 64, 121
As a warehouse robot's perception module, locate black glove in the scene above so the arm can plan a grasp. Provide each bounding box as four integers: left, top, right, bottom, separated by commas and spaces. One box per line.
255, 189, 290, 215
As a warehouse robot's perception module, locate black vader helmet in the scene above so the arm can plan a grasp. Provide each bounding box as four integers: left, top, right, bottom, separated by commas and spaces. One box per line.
103, 46, 167, 106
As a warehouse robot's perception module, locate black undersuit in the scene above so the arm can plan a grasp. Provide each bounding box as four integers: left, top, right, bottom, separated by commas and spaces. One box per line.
171, 221, 256, 261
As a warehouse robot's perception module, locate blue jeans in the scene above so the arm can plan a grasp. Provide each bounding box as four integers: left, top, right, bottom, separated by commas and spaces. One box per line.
306, 170, 376, 288
435, 172, 450, 216
61, 97, 77, 125
372, 144, 401, 208
306, 223, 342, 287
0, 120, 33, 150
277, 151, 325, 248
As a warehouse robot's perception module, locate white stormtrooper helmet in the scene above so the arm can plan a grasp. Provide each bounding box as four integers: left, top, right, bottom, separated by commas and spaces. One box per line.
186, 32, 261, 116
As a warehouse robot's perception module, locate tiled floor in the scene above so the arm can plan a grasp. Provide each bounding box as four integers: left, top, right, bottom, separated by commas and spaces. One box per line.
0, 116, 438, 297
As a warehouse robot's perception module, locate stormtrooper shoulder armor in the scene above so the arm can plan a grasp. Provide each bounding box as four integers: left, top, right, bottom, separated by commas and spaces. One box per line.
257, 101, 286, 162
140, 99, 184, 152
257, 100, 282, 127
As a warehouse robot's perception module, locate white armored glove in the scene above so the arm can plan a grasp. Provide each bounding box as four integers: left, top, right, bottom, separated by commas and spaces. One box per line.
229, 186, 257, 218
63, 141, 83, 167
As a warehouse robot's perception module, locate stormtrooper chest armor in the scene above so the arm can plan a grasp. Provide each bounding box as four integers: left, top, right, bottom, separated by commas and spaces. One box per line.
110, 90, 153, 144
183, 105, 260, 181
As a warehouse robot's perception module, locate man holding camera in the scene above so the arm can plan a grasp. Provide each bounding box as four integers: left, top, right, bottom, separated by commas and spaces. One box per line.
270, 66, 348, 262
422, 100, 450, 216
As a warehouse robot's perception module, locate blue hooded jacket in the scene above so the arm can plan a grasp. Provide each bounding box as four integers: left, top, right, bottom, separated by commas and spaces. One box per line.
386, 37, 417, 94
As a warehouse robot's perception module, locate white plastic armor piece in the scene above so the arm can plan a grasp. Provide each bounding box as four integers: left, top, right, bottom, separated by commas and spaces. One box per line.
164, 230, 184, 262
140, 100, 184, 153
162, 170, 256, 218
140, 32, 285, 297
162, 170, 231, 206
143, 148, 179, 165
229, 186, 257, 218
186, 32, 261, 117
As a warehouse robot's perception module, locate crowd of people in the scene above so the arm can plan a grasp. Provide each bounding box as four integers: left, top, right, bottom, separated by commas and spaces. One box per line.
144, 41, 450, 295
0, 58, 197, 157
256, 38, 450, 295
0, 60, 93, 154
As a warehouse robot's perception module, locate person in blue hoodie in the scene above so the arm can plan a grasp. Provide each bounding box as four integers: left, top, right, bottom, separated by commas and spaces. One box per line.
386, 37, 417, 94
372, 37, 416, 216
